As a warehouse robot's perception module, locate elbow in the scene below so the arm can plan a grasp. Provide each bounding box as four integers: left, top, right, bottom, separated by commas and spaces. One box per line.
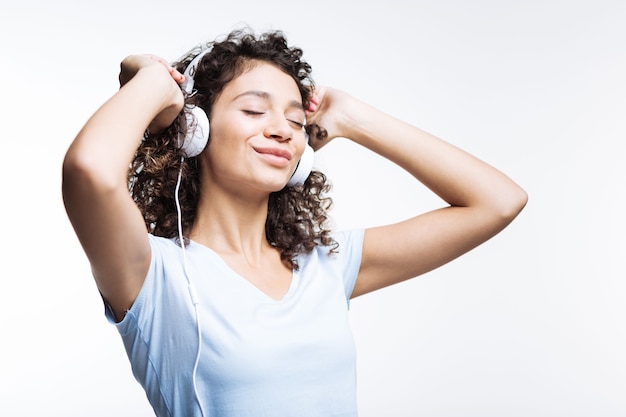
62, 148, 121, 199
63, 151, 94, 192
493, 184, 528, 225
508, 185, 528, 218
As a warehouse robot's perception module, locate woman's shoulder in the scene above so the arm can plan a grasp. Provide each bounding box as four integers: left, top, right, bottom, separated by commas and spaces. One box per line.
327, 228, 365, 253
306, 228, 365, 266
147, 233, 182, 251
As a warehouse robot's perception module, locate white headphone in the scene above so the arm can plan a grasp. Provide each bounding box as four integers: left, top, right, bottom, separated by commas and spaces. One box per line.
178, 49, 314, 187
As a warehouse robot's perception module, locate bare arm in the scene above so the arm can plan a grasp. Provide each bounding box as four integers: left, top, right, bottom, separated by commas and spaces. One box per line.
306, 88, 528, 297
62, 56, 185, 320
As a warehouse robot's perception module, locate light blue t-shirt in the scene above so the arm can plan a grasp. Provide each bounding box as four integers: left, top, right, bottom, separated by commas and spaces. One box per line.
107, 229, 365, 417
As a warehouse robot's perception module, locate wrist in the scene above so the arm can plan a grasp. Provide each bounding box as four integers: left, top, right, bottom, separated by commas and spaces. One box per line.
336, 96, 377, 143
131, 65, 184, 132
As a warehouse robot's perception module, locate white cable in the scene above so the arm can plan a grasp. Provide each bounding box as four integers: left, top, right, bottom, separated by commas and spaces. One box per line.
175, 157, 207, 417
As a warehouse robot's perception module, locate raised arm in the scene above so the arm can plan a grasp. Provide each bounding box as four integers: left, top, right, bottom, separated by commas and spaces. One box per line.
62, 56, 185, 320
306, 88, 528, 298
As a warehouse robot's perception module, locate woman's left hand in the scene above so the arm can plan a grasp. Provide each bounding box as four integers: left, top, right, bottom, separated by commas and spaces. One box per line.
304, 87, 357, 151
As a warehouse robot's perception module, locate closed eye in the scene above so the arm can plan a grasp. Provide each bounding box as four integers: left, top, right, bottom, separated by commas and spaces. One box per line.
288, 119, 305, 129
243, 110, 304, 130
243, 110, 264, 116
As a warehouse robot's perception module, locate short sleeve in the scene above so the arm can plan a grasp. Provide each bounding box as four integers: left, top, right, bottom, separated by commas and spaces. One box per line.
331, 229, 365, 301
103, 234, 162, 332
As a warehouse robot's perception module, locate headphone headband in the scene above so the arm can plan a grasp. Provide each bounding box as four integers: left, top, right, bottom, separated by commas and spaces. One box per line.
181, 48, 212, 94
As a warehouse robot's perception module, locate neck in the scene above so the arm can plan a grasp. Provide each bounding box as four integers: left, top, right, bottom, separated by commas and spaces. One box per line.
189, 182, 273, 260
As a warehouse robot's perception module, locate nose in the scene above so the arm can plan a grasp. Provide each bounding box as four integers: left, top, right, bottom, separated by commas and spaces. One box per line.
263, 114, 292, 142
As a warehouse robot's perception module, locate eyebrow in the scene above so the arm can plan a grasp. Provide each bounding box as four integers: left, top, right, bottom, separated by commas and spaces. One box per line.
233, 90, 304, 112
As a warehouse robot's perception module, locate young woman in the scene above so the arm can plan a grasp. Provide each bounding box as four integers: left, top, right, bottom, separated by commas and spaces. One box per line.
62, 29, 527, 417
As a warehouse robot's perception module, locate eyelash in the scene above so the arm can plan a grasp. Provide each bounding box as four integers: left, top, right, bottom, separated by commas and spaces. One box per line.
289, 120, 305, 129
243, 110, 305, 129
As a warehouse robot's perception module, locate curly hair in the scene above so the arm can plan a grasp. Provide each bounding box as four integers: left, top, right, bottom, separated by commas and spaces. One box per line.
128, 28, 336, 269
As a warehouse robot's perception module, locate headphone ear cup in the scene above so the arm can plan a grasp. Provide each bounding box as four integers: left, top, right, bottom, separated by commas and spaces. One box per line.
179, 105, 210, 157
287, 143, 314, 187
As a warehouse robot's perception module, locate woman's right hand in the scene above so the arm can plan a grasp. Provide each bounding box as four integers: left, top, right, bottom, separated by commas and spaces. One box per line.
119, 54, 186, 133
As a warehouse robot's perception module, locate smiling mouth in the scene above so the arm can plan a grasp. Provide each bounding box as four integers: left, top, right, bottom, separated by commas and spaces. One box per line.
253, 147, 292, 160
253, 147, 292, 167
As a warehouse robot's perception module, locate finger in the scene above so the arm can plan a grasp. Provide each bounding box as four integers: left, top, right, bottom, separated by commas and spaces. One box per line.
148, 55, 186, 84
168, 67, 186, 84
306, 96, 319, 115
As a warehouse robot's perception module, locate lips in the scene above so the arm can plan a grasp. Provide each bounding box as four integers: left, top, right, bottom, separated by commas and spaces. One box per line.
253, 146, 293, 161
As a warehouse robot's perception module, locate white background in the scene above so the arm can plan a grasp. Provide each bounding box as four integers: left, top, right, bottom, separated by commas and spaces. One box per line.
1, 1, 625, 416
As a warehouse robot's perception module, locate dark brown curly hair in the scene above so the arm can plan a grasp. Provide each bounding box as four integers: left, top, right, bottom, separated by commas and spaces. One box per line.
128, 28, 336, 269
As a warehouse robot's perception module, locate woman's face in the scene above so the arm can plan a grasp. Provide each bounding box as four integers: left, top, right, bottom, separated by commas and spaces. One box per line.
204, 61, 307, 194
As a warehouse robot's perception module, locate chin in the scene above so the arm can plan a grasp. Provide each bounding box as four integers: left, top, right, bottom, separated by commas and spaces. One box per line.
269, 181, 291, 193
250, 176, 290, 193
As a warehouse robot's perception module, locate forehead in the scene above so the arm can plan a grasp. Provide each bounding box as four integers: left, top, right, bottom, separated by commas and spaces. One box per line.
220, 62, 302, 105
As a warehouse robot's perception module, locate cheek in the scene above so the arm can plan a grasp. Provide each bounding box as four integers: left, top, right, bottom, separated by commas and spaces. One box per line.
203, 128, 250, 172
295, 134, 308, 157
205, 137, 233, 168
206, 119, 234, 154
